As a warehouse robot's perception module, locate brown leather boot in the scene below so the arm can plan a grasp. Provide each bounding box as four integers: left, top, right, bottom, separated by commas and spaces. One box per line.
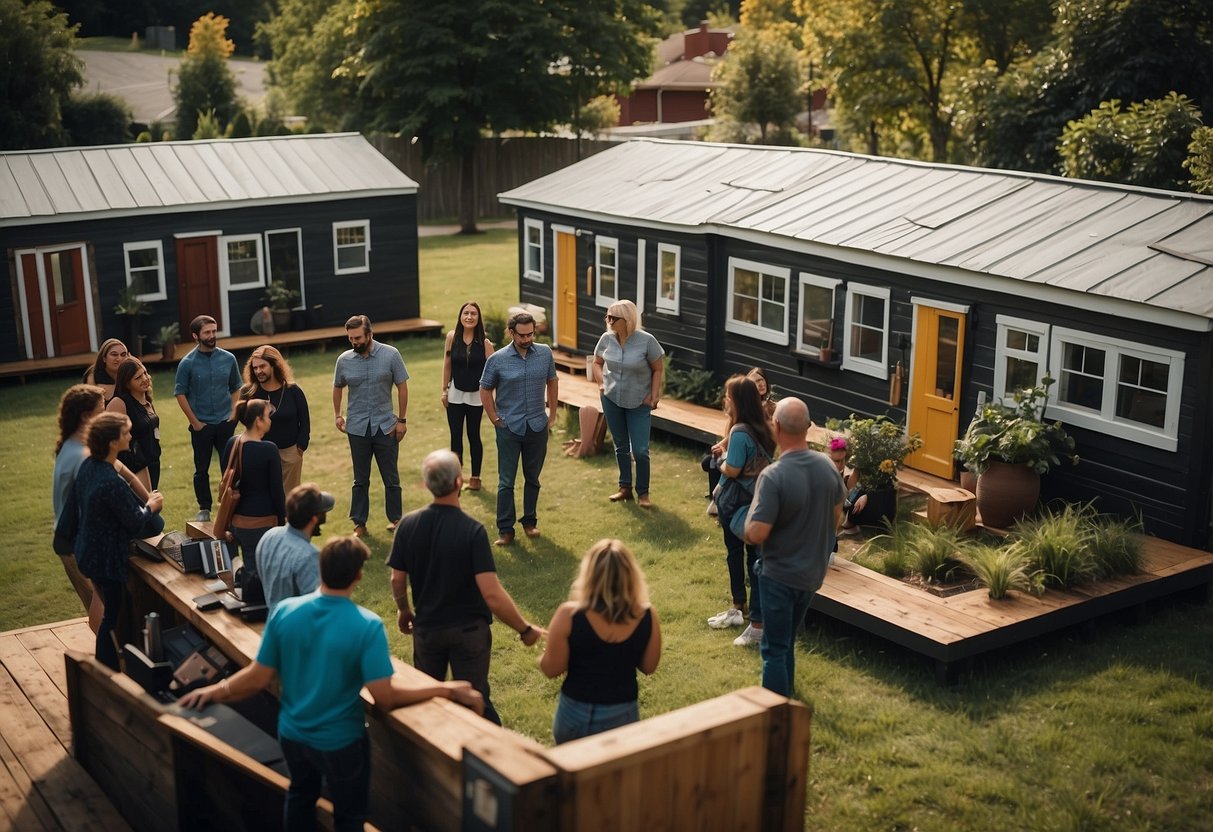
637, 493, 652, 508
608, 486, 634, 502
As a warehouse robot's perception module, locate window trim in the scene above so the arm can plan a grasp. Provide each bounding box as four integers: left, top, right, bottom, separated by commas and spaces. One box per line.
523, 218, 544, 282
655, 243, 681, 315
219, 233, 265, 292
794, 272, 841, 356
725, 257, 790, 346
332, 219, 371, 275
1045, 326, 1183, 450
841, 282, 890, 379
594, 235, 620, 307
122, 240, 167, 302
993, 315, 1049, 402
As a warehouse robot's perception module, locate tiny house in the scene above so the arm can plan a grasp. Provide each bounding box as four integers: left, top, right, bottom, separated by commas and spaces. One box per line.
499, 139, 1213, 548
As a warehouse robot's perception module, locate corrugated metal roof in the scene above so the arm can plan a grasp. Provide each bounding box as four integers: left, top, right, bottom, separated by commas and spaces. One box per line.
499, 138, 1213, 322
0, 133, 417, 225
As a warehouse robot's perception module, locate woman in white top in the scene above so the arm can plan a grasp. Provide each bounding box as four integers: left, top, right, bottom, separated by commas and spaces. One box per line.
593, 300, 665, 507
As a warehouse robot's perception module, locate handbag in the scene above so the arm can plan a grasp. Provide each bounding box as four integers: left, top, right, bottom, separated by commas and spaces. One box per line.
212, 438, 244, 537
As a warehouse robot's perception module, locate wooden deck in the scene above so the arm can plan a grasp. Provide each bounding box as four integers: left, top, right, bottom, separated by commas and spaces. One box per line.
0, 618, 130, 831
0, 317, 443, 382
814, 536, 1213, 683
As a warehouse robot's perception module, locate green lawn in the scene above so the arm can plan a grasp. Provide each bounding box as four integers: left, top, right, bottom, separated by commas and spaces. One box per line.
3, 227, 1211, 829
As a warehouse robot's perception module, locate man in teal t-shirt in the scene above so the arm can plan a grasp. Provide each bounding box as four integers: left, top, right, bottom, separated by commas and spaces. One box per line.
181, 535, 483, 830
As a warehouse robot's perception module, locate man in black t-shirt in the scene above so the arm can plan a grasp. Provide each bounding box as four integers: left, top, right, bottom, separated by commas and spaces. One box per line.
388, 450, 545, 725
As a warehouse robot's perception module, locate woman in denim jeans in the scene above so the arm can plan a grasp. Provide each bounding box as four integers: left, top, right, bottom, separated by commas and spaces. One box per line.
592, 300, 665, 507
540, 539, 662, 743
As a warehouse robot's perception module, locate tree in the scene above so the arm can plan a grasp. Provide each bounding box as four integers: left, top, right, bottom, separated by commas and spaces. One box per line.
62, 92, 133, 146
966, 0, 1213, 174
1186, 127, 1213, 195
258, 0, 361, 130
174, 12, 238, 139
708, 27, 802, 144
0, 0, 83, 149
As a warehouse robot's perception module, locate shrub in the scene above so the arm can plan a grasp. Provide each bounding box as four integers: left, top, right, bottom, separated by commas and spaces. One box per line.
1012, 503, 1100, 589
862, 521, 967, 584
481, 308, 507, 347
829, 414, 923, 491
959, 542, 1043, 599
1089, 513, 1144, 578
663, 357, 721, 407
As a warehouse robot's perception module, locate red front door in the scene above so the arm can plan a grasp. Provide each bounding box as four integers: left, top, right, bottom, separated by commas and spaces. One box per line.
43, 248, 91, 356
177, 236, 221, 332
19, 252, 50, 358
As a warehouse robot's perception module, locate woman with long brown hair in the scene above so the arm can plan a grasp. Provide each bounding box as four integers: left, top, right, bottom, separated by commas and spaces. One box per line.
221, 398, 286, 575
82, 338, 129, 400
441, 301, 494, 491
705, 375, 775, 648
540, 539, 662, 743
106, 358, 161, 489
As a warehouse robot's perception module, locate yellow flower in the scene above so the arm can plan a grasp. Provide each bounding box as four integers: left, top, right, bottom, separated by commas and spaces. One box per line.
879, 459, 896, 474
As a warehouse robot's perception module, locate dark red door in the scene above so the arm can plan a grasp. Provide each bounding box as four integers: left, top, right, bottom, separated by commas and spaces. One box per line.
176, 236, 221, 332
20, 251, 49, 358
44, 248, 90, 356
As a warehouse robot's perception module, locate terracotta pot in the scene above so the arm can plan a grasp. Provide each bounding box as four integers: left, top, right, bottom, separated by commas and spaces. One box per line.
852, 488, 898, 528
959, 469, 978, 494
271, 307, 292, 332
976, 461, 1040, 529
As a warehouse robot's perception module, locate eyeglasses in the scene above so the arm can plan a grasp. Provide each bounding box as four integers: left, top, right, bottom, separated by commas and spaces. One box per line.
513, 329, 536, 339
605, 315, 620, 324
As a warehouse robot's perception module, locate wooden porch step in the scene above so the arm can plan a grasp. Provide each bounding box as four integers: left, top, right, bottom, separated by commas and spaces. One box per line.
553, 349, 590, 375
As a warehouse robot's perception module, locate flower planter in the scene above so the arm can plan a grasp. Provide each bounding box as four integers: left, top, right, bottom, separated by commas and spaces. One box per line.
976, 461, 1040, 528
271, 307, 292, 332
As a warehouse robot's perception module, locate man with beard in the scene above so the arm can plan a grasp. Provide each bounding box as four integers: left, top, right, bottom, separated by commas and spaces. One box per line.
332, 315, 409, 538
257, 483, 334, 612
242, 345, 311, 492
174, 315, 241, 521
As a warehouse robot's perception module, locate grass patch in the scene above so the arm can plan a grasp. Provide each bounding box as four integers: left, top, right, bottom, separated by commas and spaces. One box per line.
3, 228, 1212, 829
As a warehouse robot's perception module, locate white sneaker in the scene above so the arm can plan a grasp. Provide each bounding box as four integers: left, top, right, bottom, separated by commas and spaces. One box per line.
707, 608, 744, 629
733, 624, 762, 647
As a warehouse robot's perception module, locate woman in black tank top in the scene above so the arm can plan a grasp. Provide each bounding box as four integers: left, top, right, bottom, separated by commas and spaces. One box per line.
441, 301, 495, 491
540, 539, 662, 743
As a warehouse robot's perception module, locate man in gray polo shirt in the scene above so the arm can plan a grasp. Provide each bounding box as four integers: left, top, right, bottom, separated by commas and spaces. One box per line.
745, 397, 845, 696
332, 315, 409, 538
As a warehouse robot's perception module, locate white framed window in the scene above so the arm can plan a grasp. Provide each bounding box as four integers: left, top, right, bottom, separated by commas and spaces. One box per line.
842, 283, 890, 378
795, 273, 841, 356
655, 243, 681, 314
725, 257, 789, 345
1046, 327, 1183, 450
523, 218, 544, 282
595, 236, 619, 306
123, 240, 166, 301
993, 315, 1049, 402
220, 234, 264, 290
333, 220, 371, 274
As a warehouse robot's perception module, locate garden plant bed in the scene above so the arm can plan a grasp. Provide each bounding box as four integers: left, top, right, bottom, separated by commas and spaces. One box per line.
811, 535, 1213, 684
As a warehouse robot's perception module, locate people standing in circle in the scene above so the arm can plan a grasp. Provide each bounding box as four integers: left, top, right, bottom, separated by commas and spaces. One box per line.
174, 315, 241, 522
333, 315, 409, 538
540, 539, 662, 743
106, 358, 161, 490
442, 302, 494, 492
593, 300, 664, 508
83, 338, 129, 400
221, 398, 286, 576
241, 345, 310, 494
61, 412, 164, 669
706, 375, 775, 649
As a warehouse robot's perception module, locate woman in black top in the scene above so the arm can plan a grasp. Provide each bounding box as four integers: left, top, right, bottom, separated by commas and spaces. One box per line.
106, 358, 161, 489
241, 345, 310, 493
83, 338, 129, 400
540, 539, 662, 743
221, 398, 286, 575
441, 301, 495, 491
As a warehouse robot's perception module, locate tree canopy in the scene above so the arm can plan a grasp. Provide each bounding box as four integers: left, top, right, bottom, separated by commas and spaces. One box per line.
708, 27, 802, 144
173, 13, 239, 139
0, 0, 83, 149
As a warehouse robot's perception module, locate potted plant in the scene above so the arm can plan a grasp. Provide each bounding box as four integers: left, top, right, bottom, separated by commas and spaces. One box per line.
831, 414, 923, 527
154, 322, 180, 362
953, 377, 1078, 528
114, 284, 149, 356
264, 280, 299, 331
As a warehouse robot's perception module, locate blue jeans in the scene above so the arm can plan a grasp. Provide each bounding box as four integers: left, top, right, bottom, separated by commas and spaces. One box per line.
280, 734, 370, 832
413, 619, 501, 726
758, 574, 814, 697
495, 425, 547, 535
600, 395, 653, 494
552, 693, 639, 744
723, 522, 761, 623
347, 428, 401, 526
189, 420, 235, 510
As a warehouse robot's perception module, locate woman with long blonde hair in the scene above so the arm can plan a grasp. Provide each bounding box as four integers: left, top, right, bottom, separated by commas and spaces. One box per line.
540, 539, 662, 743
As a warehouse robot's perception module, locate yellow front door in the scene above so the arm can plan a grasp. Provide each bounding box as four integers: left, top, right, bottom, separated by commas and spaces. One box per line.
906, 304, 966, 478
555, 230, 578, 349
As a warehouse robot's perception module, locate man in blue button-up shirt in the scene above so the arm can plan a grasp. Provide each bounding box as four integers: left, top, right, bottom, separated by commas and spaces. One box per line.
480, 312, 558, 546
174, 315, 241, 521
332, 315, 409, 538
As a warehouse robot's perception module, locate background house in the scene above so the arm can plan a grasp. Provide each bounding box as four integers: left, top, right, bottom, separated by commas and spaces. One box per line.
615, 22, 734, 126
0, 133, 419, 362
499, 138, 1213, 549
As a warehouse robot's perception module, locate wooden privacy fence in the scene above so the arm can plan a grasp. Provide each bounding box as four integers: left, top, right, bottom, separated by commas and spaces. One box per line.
67, 650, 811, 831
370, 135, 622, 222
